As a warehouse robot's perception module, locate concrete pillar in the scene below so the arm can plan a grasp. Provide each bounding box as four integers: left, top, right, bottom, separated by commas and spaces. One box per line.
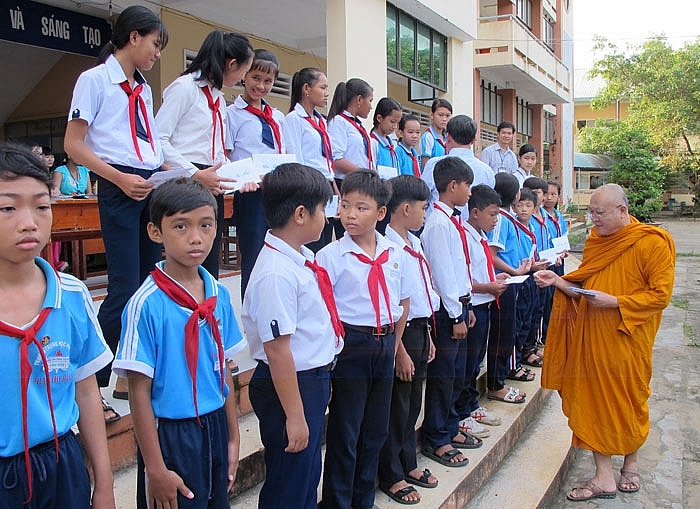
444, 39, 474, 116
500, 88, 517, 125
548, 104, 564, 182
529, 104, 544, 176
497, 0, 516, 16
531, 0, 543, 39
326, 0, 387, 129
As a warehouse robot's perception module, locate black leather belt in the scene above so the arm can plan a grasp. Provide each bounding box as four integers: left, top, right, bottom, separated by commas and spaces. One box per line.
406, 317, 429, 327
341, 322, 395, 336
459, 294, 472, 305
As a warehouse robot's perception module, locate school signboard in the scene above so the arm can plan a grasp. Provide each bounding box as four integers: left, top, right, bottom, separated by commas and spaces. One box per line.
0, 0, 111, 57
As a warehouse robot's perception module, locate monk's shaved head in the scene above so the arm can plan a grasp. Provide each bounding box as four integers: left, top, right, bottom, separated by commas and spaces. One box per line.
592, 183, 628, 208
589, 183, 631, 236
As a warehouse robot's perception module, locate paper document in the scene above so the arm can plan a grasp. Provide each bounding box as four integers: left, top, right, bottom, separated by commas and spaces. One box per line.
251, 153, 297, 174
325, 195, 339, 218
552, 234, 570, 252
217, 158, 261, 191
147, 168, 190, 188
538, 248, 560, 265
569, 287, 597, 297
376, 165, 398, 180
504, 275, 529, 284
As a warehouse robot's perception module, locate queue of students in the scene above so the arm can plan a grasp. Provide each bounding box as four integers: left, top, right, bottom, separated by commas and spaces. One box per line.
0, 5, 570, 508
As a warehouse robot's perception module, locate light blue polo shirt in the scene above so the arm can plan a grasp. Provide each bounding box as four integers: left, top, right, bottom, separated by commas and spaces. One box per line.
488, 209, 529, 271
115, 261, 246, 419
0, 258, 112, 457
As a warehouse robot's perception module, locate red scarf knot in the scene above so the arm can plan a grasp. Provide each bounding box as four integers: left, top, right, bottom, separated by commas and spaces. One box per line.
244, 103, 283, 153
350, 249, 394, 337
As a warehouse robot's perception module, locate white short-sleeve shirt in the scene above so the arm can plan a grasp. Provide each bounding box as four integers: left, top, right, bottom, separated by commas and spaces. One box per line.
226, 95, 286, 161
282, 103, 334, 180
464, 221, 496, 306
327, 110, 372, 178
68, 54, 163, 170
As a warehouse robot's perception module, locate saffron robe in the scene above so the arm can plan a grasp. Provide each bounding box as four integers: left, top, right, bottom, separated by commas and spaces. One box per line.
542, 218, 675, 455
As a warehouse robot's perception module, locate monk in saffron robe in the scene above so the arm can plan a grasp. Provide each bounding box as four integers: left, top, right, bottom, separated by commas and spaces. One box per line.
534, 184, 675, 502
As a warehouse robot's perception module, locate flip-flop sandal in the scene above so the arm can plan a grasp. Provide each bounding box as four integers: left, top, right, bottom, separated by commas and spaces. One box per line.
102, 397, 121, 424
451, 430, 483, 449
421, 446, 469, 468
405, 468, 438, 488
379, 484, 420, 505
618, 467, 640, 493
488, 386, 526, 404
566, 481, 617, 502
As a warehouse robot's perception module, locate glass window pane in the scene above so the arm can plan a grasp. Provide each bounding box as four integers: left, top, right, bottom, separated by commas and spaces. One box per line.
417, 24, 431, 82
399, 13, 415, 75
386, 6, 397, 68
432, 35, 444, 88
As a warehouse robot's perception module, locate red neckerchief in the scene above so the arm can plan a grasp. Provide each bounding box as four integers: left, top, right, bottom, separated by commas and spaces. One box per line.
201, 85, 225, 162
398, 142, 421, 176
402, 244, 438, 332
545, 208, 562, 236
532, 213, 549, 251
119, 80, 155, 162
430, 126, 447, 150
502, 211, 539, 261
350, 249, 394, 337
303, 111, 334, 177
434, 204, 473, 284
244, 102, 283, 153
0, 308, 58, 505
370, 132, 398, 167
340, 113, 374, 167
150, 267, 225, 426
263, 242, 344, 346
480, 237, 500, 309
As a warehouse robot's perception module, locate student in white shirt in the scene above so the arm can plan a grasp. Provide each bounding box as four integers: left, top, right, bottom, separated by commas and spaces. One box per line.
283, 67, 337, 250
226, 49, 286, 297
156, 30, 253, 278
63, 5, 168, 406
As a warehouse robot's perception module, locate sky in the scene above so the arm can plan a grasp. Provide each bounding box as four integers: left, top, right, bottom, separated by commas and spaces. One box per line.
573, 0, 699, 70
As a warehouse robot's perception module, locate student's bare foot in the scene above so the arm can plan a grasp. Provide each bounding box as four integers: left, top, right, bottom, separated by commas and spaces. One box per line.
380, 480, 421, 504
406, 467, 438, 488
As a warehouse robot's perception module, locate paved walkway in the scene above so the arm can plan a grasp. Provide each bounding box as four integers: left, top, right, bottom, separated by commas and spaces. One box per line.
552, 217, 700, 508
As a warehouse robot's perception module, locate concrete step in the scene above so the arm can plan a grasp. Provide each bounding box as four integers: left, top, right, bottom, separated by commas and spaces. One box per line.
467, 391, 574, 509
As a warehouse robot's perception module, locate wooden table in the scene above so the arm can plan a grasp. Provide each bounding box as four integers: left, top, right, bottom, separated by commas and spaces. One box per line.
48, 195, 235, 279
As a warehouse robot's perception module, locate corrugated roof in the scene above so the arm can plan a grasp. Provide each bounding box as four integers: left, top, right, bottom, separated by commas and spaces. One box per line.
574, 152, 615, 169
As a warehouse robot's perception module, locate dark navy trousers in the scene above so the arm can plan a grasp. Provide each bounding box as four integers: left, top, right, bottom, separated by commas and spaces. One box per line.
95, 166, 163, 387
487, 283, 519, 391
249, 361, 331, 509
322, 328, 395, 509
233, 189, 267, 299
455, 302, 491, 420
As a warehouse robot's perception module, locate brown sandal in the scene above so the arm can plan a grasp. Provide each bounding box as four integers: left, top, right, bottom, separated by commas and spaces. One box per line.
618, 467, 640, 493
566, 481, 617, 502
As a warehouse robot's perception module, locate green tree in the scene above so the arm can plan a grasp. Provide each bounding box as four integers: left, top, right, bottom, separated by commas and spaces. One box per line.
589, 36, 700, 208
579, 120, 665, 222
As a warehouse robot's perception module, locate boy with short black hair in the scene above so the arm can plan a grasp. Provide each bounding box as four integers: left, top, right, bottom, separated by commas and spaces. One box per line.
243, 163, 341, 509
378, 175, 439, 504
420, 157, 482, 470
0, 144, 115, 508
487, 172, 531, 403
319, 170, 410, 509
114, 177, 246, 509
454, 184, 509, 435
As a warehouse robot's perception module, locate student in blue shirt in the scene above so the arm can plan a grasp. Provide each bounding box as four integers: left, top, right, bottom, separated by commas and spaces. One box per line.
420, 98, 452, 167
115, 178, 246, 509
370, 97, 402, 171
0, 144, 114, 509
396, 114, 423, 177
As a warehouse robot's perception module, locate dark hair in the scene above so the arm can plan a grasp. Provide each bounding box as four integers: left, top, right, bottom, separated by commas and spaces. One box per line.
97, 6, 168, 65
387, 175, 430, 213
547, 181, 561, 195
184, 31, 253, 90
289, 67, 325, 112
523, 176, 548, 193
399, 114, 420, 131
434, 156, 474, 193
519, 143, 537, 157
431, 98, 453, 113
41, 146, 52, 156
0, 143, 52, 191
340, 169, 391, 207
497, 121, 516, 134
494, 172, 520, 207
468, 184, 501, 211
372, 97, 402, 129
328, 78, 373, 120
446, 115, 478, 146
149, 178, 217, 229
262, 163, 332, 229
518, 187, 536, 205
248, 49, 279, 78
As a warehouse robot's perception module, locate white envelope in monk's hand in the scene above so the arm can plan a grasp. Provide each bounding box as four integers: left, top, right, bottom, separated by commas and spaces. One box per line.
251, 153, 297, 174
376, 165, 399, 180
147, 168, 191, 188
216, 158, 261, 191
504, 275, 530, 284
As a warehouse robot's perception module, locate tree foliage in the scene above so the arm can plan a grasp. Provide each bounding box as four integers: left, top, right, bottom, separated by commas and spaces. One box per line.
579, 121, 664, 221
588, 37, 700, 209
